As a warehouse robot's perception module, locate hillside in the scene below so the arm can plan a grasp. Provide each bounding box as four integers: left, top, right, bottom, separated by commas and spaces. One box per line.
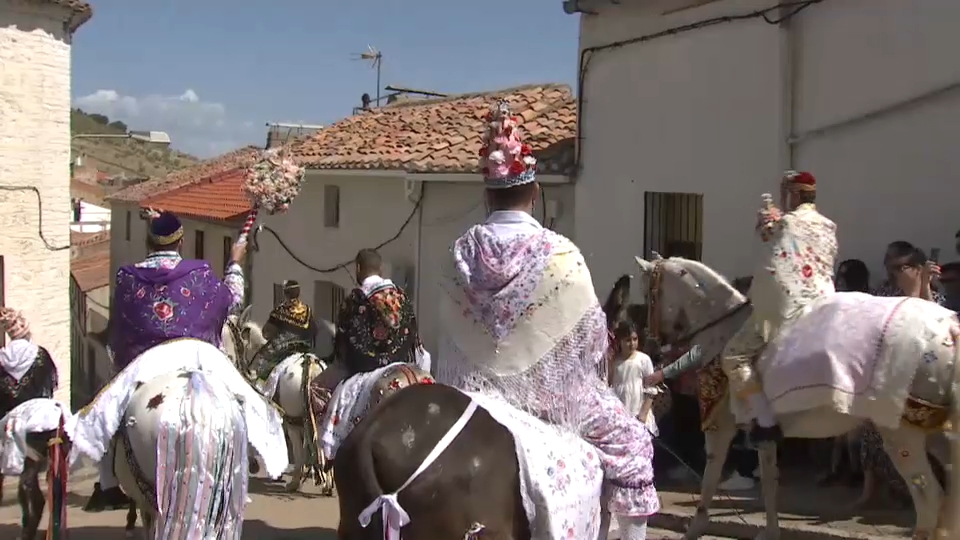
71, 109, 199, 178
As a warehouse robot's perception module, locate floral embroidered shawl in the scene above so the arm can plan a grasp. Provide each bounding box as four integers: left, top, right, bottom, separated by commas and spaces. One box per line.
109, 259, 233, 369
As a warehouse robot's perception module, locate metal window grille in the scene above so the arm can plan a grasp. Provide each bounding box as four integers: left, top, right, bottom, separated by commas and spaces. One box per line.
643, 192, 704, 260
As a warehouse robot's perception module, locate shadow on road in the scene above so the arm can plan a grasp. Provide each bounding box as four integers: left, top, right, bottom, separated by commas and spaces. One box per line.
0, 520, 336, 539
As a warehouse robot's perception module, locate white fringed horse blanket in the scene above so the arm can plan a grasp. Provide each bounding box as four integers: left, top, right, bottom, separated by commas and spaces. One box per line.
759, 293, 958, 429
1, 398, 74, 475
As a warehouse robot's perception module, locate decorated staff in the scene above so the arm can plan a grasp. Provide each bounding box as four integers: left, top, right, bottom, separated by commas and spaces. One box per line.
239, 147, 305, 244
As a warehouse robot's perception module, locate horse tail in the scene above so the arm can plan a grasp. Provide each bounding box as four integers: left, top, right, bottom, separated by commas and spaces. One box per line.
155, 370, 248, 539
943, 323, 960, 538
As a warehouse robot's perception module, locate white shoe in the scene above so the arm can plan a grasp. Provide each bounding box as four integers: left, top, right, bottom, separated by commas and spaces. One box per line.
719, 472, 756, 491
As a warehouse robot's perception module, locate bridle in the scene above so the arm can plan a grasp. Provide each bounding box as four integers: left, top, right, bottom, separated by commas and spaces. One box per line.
644, 259, 752, 350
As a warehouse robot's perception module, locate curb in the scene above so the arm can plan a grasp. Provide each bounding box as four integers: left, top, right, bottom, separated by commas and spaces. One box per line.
650, 507, 905, 540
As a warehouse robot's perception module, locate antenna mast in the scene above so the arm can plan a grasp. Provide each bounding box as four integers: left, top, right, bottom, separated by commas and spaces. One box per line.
354, 45, 383, 106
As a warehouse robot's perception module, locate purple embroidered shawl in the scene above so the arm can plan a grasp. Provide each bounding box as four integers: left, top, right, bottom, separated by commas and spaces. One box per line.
451, 225, 555, 341
109, 260, 233, 369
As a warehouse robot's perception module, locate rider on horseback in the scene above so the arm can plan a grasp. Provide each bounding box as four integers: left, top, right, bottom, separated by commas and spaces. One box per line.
646, 172, 837, 444
85, 209, 249, 511
436, 100, 658, 540
249, 280, 318, 381
0, 308, 58, 416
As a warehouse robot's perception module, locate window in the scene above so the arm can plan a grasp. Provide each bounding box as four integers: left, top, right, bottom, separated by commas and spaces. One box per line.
223, 236, 233, 267
125, 211, 131, 241
273, 283, 284, 306
324, 184, 340, 228
194, 230, 205, 259
314, 280, 346, 325
643, 192, 704, 260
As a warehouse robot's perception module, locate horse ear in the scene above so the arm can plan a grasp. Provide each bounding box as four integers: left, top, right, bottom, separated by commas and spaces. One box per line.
650, 251, 664, 261
635, 256, 655, 274
239, 304, 253, 325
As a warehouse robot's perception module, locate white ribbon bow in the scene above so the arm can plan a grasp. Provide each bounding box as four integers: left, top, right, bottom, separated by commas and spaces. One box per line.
358, 399, 480, 540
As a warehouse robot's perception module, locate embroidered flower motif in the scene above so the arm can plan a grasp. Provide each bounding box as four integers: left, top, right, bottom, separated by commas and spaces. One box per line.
153, 300, 175, 321
135, 288, 146, 299
180, 287, 191, 298
801, 264, 813, 278
373, 325, 388, 340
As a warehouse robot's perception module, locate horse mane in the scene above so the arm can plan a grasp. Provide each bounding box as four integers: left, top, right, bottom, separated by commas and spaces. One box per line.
243, 320, 267, 350
603, 274, 632, 329
668, 257, 746, 312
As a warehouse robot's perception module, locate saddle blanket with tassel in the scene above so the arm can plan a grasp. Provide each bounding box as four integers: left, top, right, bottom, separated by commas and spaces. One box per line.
465, 391, 603, 540
65, 339, 288, 478
319, 363, 406, 460
759, 293, 957, 429
0, 398, 75, 475
257, 352, 319, 399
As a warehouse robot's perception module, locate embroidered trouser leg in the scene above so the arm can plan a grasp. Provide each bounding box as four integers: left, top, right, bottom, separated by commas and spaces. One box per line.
99, 444, 118, 489
721, 317, 778, 425
307, 362, 348, 424
579, 386, 660, 517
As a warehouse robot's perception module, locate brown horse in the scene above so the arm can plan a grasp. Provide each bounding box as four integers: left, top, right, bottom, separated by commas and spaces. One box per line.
334, 278, 652, 539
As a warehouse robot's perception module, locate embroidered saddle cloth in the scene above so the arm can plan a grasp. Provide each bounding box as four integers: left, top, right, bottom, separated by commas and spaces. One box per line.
0, 398, 75, 475
465, 391, 603, 540
65, 339, 288, 479
759, 292, 958, 429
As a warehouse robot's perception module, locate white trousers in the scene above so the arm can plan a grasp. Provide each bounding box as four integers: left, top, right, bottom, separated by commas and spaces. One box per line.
598, 513, 648, 540
98, 444, 119, 489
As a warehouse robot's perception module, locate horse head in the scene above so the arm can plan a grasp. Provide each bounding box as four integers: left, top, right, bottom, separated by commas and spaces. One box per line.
634, 255, 747, 347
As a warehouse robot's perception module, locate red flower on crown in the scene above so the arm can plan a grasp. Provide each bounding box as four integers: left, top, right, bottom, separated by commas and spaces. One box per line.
479, 146, 489, 157
509, 161, 526, 175
520, 144, 532, 156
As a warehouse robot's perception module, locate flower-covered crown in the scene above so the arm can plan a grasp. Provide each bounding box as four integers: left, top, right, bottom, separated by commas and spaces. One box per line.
479, 100, 536, 189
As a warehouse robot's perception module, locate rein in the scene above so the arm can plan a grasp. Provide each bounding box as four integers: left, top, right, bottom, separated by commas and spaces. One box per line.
645, 259, 751, 349
225, 319, 246, 369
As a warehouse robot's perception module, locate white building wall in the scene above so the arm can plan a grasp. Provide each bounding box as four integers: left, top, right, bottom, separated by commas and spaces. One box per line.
70, 201, 111, 233
575, 0, 960, 296
0, 2, 77, 401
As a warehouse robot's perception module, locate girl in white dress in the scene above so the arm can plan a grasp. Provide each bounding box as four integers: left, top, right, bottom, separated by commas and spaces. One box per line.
609, 321, 659, 436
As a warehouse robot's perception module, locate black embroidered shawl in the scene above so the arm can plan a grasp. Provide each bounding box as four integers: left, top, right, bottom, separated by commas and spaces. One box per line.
336, 286, 418, 376
0, 346, 58, 418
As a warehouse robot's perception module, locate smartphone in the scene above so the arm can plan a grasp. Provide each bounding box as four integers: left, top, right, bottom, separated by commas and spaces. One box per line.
931, 247, 941, 263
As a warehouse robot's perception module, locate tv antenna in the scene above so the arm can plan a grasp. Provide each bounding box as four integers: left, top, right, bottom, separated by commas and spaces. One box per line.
352, 45, 383, 106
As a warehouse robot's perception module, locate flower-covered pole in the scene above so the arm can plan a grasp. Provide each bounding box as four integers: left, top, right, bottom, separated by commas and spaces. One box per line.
239, 148, 305, 245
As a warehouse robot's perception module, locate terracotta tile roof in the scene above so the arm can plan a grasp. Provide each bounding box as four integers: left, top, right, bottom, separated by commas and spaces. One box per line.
29, 0, 93, 31
71, 230, 109, 248
71, 237, 110, 292
141, 168, 252, 222
289, 83, 577, 175
108, 146, 261, 203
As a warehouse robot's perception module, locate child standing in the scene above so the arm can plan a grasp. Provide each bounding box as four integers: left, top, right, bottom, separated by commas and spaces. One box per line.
609, 321, 659, 436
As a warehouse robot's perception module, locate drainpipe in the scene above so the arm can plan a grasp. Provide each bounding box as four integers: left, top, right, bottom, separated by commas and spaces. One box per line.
778, 3, 798, 172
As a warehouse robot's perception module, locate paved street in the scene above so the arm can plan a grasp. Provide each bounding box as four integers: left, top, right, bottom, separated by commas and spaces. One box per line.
0, 468, 738, 539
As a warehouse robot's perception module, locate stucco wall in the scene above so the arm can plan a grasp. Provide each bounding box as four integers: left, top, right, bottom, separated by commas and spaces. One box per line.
0, 3, 75, 401
575, 0, 960, 296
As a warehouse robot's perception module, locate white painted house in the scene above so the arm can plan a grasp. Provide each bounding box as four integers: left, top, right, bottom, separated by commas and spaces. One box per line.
261, 84, 577, 354
0, 0, 92, 402
569, 0, 960, 293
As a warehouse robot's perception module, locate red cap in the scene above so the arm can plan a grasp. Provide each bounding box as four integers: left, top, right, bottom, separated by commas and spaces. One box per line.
792, 171, 815, 186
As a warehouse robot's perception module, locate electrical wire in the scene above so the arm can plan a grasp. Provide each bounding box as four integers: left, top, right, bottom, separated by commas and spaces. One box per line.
575, 0, 822, 172
251, 184, 426, 274
0, 186, 72, 251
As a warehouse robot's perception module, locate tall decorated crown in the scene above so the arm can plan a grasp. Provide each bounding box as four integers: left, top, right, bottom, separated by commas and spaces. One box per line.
479, 100, 536, 189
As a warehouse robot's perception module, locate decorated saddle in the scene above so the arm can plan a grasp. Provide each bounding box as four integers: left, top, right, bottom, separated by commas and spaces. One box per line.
758, 292, 958, 430
0, 341, 58, 418
249, 333, 313, 382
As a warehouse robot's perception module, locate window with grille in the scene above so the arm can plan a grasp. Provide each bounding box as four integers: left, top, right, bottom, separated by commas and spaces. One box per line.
324, 185, 340, 228
643, 192, 704, 260
194, 230, 205, 259
273, 283, 283, 307
223, 236, 233, 268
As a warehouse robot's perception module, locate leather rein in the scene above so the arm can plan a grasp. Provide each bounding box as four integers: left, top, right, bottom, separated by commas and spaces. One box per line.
645, 259, 751, 350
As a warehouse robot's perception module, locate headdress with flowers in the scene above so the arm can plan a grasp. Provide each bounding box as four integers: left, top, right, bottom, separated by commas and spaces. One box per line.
479, 100, 537, 189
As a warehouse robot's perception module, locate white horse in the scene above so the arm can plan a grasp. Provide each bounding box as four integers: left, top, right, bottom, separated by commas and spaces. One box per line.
633, 254, 960, 540
227, 315, 338, 494
114, 369, 250, 539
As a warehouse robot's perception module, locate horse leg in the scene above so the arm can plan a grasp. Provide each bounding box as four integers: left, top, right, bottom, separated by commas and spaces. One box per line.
140, 509, 155, 540
756, 440, 780, 540
877, 425, 941, 539
124, 502, 138, 538
285, 422, 306, 492
684, 404, 737, 540
18, 461, 44, 540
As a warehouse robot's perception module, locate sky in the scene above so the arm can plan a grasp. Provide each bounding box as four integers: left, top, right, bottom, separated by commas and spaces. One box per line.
71, 0, 580, 158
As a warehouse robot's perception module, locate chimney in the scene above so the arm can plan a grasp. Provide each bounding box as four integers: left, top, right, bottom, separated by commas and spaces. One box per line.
361, 93, 372, 110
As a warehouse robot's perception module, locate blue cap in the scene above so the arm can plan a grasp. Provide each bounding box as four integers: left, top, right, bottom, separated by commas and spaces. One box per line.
149, 211, 183, 246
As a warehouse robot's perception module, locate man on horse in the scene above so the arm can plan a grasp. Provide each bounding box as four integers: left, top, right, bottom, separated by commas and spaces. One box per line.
721, 170, 837, 442
84, 209, 249, 511
249, 280, 319, 381
435, 100, 658, 539
0, 308, 58, 417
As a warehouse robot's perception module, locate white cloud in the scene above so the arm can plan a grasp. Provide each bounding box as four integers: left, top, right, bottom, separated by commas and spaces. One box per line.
73, 89, 260, 158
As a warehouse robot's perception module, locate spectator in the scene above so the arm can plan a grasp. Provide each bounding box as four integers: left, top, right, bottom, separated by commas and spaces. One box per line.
836, 258, 870, 293
939, 261, 960, 312
873, 242, 943, 304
